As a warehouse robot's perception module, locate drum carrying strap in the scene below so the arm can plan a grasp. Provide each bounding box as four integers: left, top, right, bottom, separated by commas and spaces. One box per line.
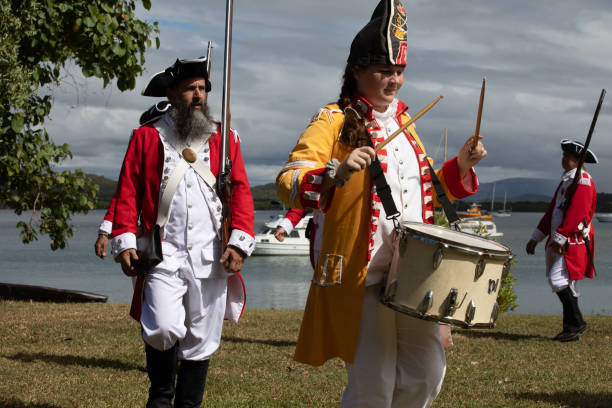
366, 131, 400, 222
365, 128, 459, 227
426, 160, 460, 225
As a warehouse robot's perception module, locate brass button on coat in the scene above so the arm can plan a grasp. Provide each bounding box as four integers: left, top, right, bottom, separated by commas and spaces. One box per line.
182, 148, 197, 163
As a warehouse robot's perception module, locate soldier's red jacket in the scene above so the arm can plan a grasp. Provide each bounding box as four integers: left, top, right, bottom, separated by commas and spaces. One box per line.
533, 169, 596, 280
111, 120, 254, 321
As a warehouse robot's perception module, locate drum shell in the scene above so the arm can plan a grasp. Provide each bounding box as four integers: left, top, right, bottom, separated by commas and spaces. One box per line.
382, 223, 511, 328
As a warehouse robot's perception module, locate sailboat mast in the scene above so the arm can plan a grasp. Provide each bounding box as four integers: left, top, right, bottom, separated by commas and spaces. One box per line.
443, 127, 447, 162
491, 183, 496, 211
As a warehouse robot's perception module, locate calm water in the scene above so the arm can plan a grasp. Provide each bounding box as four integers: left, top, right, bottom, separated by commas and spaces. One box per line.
1, 209, 611, 315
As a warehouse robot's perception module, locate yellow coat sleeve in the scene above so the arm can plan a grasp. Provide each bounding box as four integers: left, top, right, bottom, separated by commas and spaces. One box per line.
276, 105, 344, 210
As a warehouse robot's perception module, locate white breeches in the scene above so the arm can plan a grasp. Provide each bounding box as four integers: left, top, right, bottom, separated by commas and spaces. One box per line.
545, 245, 579, 296
340, 285, 447, 408
140, 256, 228, 361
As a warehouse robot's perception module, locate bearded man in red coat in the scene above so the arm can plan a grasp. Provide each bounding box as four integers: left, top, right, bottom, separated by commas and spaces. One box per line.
111, 57, 254, 407
526, 139, 597, 342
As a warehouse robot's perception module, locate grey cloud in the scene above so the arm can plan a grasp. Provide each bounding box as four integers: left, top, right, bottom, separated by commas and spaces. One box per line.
45, 0, 612, 191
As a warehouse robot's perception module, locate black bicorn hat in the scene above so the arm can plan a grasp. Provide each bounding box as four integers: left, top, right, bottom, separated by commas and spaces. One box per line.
560, 139, 598, 164
347, 0, 408, 66
142, 57, 211, 97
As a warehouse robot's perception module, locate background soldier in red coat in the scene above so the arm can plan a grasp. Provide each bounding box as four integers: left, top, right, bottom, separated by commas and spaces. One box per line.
526, 139, 597, 342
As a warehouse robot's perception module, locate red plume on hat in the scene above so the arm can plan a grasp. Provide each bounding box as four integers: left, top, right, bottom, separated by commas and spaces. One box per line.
348, 0, 408, 66
142, 57, 212, 97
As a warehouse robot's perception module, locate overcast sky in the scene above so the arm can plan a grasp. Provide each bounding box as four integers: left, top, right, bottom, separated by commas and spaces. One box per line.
45, 0, 612, 192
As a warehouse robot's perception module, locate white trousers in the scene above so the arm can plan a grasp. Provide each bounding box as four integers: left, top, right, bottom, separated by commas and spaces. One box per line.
340, 285, 446, 408
140, 256, 228, 361
545, 245, 579, 296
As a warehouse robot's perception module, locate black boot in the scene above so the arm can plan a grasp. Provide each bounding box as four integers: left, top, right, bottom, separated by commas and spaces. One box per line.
553, 289, 572, 340
555, 288, 586, 342
174, 359, 210, 408
569, 292, 587, 334
145, 343, 178, 408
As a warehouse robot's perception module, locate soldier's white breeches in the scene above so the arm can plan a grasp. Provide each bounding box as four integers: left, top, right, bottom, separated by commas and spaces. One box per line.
140, 257, 228, 361
545, 246, 579, 296
341, 285, 446, 408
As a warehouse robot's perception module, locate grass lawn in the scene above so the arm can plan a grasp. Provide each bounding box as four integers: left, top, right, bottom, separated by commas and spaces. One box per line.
0, 301, 611, 407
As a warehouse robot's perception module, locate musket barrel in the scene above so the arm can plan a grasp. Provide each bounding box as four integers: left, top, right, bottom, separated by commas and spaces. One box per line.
220, 0, 234, 176
206, 41, 213, 79
218, 0, 234, 249
571, 89, 605, 185
564, 88, 606, 213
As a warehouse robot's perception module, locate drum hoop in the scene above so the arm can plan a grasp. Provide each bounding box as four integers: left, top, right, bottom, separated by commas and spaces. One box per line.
381, 299, 495, 329
401, 223, 511, 260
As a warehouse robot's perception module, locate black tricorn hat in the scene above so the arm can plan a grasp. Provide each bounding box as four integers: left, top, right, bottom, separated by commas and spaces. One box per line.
347, 0, 408, 66
139, 100, 171, 125
142, 57, 211, 97
560, 139, 598, 164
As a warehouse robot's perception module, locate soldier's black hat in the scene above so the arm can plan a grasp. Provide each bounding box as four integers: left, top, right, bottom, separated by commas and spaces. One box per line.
139, 100, 171, 125
560, 139, 598, 163
142, 57, 211, 97
347, 0, 408, 66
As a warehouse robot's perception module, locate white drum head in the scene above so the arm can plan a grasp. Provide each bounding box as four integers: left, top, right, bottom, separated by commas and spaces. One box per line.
401, 221, 510, 254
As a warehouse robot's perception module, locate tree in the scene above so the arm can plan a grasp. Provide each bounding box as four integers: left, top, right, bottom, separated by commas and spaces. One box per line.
0, 0, 159, 249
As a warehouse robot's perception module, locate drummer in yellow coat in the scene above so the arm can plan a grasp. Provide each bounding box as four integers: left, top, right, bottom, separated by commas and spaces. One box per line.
276, 1, 486, 407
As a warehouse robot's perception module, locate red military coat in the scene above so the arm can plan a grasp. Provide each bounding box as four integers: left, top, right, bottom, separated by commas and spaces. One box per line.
112, 119, 254, 321
534, 169, 596, 280
112, 122, 253, 240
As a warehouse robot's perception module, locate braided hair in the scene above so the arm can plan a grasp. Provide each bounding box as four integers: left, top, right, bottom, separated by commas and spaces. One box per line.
337, 63, 369, 147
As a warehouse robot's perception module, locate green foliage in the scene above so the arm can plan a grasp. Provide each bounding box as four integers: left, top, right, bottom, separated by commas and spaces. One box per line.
497, 256, 518, 313
434, 209, 518, 314
0, 0, 159, 249
251, 182, 287, 210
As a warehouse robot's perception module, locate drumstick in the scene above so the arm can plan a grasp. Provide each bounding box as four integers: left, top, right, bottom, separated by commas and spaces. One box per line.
374, 95, 444, 153
473, 77, 486, 150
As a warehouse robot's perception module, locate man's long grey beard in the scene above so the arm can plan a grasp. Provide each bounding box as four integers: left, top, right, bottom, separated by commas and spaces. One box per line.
168, 102, 214, 142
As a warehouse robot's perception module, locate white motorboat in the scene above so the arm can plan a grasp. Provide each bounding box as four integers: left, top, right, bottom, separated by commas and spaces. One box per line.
596, 213, 612, 223
456, 218, 503, 237
253, 214, 312, 256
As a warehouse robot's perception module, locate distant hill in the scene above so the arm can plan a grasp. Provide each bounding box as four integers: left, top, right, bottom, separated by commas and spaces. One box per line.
467, 178, 558, 203
251, 183, 285, 210
87, 174, 117, 209
89, 176, 285, 211
88, 175, 612, 212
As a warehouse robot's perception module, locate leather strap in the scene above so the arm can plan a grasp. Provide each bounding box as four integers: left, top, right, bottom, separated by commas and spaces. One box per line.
155, 117, 217, 228
426, 160, 459, 225
365, 130, 400, 220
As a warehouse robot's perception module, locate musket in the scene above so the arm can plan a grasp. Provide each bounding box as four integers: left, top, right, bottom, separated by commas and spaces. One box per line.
564, 89, 605, 209
217, 0, 234, 251
206, 41, 212, 79
562, 88, 606, 275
